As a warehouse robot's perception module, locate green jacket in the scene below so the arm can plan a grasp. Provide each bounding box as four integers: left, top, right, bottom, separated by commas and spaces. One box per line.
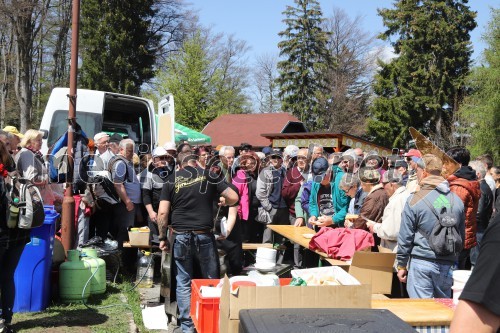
308, 165, 350, 226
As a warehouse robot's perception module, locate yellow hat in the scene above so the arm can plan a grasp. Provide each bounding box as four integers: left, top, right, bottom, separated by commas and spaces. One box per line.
3, 126, 24, 138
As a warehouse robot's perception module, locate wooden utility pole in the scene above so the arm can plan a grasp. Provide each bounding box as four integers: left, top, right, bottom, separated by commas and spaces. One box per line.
61, 0, 80, 252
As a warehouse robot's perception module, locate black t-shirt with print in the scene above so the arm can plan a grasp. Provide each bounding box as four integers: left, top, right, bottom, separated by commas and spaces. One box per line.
318, 184, 334, 217
459, 213, 500, 316
160, 166, 230, 232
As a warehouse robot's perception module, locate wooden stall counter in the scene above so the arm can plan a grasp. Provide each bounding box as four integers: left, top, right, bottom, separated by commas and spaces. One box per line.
372, 299, 454, 326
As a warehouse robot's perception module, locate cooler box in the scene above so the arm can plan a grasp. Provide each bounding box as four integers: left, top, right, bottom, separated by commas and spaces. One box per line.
239, 308, 417, 333
13, 207, 59, 312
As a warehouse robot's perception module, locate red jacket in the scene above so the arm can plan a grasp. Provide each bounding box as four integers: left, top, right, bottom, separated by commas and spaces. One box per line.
448, 169, 481, 249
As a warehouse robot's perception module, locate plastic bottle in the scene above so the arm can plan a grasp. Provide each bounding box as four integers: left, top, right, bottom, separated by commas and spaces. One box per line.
136, 251, 154, 288
7, 198, 20, 228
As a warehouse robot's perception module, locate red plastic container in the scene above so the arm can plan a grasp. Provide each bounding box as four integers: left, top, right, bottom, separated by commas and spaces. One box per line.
190, 278, 294, 333
191, 279, 221, 333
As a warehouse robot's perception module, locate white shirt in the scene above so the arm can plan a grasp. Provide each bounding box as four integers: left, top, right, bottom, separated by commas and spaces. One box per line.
373, 186, 411, 252
485, 174, 496, 194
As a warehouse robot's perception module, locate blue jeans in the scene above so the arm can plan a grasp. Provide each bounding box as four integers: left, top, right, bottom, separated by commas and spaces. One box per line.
174, 232, 219, 333
407, 258, 453, 298
470, 230, 484, 267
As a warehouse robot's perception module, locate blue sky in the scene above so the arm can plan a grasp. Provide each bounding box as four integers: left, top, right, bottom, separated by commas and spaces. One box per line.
190, 0, 497, 65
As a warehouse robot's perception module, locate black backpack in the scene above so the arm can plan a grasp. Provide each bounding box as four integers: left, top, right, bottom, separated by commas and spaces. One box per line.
419, 195, 463, 256
88, 155, 129, 204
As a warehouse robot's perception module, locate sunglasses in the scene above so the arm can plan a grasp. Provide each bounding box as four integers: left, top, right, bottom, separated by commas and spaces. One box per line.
342, 186, 353, 193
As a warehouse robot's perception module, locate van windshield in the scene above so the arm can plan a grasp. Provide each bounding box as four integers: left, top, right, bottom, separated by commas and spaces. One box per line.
48, 110, 102, 147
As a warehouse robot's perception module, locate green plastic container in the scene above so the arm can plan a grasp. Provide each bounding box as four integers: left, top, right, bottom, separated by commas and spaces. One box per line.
81, 248, 107, 295
59, 250, 92, 303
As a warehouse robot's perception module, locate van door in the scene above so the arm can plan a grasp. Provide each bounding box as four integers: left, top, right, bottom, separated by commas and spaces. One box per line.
157, 94, 175, 147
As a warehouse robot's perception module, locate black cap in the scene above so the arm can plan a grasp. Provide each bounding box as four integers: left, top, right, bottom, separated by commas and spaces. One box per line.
240, 142, 252, 150
269, 148, 283, 158
109, 133, 123, 144
394, 160, 408, 169
312, 157, 329, 182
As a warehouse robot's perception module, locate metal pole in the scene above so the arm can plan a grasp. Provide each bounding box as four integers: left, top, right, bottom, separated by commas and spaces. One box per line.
61, 0, 80, 252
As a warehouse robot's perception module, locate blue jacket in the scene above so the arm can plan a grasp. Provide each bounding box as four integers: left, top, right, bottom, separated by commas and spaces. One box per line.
308, 165, 350, 227
397, 175, 465, 266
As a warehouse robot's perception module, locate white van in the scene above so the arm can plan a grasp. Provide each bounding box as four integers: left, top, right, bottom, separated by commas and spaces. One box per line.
39, 88, 174, 154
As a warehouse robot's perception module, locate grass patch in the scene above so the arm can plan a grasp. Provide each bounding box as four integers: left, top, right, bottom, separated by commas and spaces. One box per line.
11, 279, 159, 333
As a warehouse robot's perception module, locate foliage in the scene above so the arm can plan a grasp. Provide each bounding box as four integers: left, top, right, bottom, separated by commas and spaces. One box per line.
277, 0, 332, 130
368, 0, 477, 148
0, 0, 51, 131
153, 29, 251, 131
79, 0, 160, 95
459, 8, 500, 162
319, 8, 382, 136
253, 53, 281, 113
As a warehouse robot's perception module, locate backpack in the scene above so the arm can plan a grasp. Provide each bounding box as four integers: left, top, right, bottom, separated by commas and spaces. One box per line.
88, 155, 129, 204
419, 196, 463, 256
47, 123, 89, 190
10, 177, 45, 229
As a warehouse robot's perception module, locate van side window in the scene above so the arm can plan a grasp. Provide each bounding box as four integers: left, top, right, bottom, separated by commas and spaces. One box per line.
48, 110, 102, 147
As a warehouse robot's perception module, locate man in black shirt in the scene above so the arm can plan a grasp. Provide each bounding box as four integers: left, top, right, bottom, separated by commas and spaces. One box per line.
450, 213, 500, 333
157, 152, 238, 333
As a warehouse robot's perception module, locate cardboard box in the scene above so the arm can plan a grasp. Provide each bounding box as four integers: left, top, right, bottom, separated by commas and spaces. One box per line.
127, 227, 150, 247
326, 248, 396, 294
219, 274, 371, 333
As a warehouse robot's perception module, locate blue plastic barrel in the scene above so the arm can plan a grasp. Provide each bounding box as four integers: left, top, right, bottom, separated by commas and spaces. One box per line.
13, 207, 59, 312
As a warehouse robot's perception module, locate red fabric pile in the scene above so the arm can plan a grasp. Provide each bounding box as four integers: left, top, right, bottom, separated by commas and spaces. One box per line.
308, 227, 375, 260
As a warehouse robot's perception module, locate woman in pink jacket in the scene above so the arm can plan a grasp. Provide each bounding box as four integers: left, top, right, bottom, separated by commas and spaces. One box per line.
232, 152, 262, 243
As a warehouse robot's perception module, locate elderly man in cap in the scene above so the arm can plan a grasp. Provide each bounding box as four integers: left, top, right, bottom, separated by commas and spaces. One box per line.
397, 154, 465, 298
307, 154, 350, 228
404, 149, 422, 192
98, 133, 122, 165
3, 126, 23, 155
141, 146, 173, 244
94, 132, 110, 157
283, 144, 299, 169
256, 148, 289, 245
163, 141, 177, 157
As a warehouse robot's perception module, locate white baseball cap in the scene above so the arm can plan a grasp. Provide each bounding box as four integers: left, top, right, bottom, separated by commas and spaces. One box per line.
94, 132, 109, 142
163, 141, 176, 151
152, 147, 168, 158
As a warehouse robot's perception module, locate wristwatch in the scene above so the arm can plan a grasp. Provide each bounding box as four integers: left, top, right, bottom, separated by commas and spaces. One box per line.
397, 265, 407, 271
158, 235, 168, 242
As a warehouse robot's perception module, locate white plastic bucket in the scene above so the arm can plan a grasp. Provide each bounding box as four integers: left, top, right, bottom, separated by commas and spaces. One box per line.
452, 270, 472, 305
256, 248, 277, 260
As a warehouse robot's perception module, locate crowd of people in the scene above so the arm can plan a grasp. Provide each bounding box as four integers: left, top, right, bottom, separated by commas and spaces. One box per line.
1, 124, 500, 333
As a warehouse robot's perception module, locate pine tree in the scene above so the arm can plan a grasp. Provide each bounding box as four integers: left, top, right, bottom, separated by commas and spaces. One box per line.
368, 0, 477, 148
277, 0, 331, 130
80, 0, 160, 95
460, 9, 500, 162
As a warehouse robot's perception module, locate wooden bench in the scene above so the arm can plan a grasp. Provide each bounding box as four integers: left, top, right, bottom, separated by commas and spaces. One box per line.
242, 243, 274, 250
